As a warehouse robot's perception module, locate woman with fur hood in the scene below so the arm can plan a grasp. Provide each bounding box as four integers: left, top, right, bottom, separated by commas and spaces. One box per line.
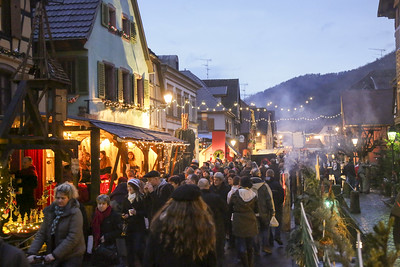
229, 176, 258, 267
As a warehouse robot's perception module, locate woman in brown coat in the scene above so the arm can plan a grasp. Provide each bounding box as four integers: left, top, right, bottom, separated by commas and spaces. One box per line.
27, 182, 85, 267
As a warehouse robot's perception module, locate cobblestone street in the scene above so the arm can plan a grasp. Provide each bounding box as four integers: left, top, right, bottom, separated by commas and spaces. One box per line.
344, 190, 399, 265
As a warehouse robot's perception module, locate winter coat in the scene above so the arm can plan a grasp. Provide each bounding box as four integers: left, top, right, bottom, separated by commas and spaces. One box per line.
266, 177, 284, 213
201, 189, 228, 257
27, 199, 85, 261
15, 165, 38, 214
110, 182, 128, 212
210, 182, 231, 202
0, 238, 30, 267
98, 210, 122, 245
144, 180, 174, 221
251, 178, 274, 228
121, 194, 146, 233
343, 162, 356, 179
143, 232, 217, 267
229, 189, 258, 238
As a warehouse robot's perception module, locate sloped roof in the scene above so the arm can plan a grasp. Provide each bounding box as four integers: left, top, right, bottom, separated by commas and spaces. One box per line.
159, 55, 179, 70
378, 0, 395, 18
181, 70, 225, 112
351, 69, 395, 90
341, 89, 393, 126
203, 79, 240, 117
45, 0, 99, 40
209, 86, 228, 97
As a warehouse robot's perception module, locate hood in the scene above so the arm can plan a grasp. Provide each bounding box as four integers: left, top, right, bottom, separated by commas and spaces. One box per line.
251, 182, 264, 191
238, 188, 256, 202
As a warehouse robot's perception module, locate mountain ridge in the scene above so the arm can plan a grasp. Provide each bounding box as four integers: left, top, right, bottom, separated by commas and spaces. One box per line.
245, 52, 396, 132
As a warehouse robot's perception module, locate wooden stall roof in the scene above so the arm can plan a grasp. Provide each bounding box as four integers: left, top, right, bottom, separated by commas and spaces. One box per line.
68, 116, 186, 144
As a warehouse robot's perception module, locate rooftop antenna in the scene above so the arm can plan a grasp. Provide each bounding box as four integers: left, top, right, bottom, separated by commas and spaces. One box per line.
369, 48, 386, 58
201, 58, 212, 79
240, 83, 248, 100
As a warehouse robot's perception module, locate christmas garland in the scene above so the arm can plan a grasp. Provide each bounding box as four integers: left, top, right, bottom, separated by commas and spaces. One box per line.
0, 47, 26, 59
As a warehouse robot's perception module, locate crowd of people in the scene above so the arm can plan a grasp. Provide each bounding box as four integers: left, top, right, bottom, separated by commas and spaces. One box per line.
3, 156, 289, 267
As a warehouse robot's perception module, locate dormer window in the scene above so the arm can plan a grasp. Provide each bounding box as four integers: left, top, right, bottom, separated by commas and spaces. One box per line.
108, 6, 116, 31
122, 16, 130, 39
101, 2, 116, 30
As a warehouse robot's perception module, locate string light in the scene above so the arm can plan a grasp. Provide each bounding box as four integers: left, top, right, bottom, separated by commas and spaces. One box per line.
242, 113, 341, 123
266, 95, 314, 111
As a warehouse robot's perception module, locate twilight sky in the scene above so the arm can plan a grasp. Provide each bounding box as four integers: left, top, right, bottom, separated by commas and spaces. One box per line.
138, 0, 395, 96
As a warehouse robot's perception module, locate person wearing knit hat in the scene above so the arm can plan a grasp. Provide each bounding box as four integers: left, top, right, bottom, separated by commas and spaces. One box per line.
122, 178, 146, 267
143, 184, 216, 266
229, 176, 258, 267
171, 184, 201, 201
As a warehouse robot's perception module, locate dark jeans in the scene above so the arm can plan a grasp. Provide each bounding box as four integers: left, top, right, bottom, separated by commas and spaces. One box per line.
253, 218, 269, 252
236, 236, 254, 254
125, 232, 145, 267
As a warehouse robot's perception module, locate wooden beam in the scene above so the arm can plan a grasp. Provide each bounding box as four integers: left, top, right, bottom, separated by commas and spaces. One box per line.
108, 142, 122, 194
90, 128, 100, 201
170, 145, 180, 175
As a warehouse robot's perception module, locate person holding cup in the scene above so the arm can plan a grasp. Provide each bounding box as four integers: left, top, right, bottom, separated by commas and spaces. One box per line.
122, 178, 146, 267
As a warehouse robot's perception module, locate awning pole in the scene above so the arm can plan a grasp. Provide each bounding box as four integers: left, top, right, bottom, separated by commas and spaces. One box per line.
108, 142, 122, 194
170, 145, 180, 176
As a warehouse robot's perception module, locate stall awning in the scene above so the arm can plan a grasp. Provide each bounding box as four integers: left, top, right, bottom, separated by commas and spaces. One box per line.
92, 121, 185, 144
68, 116, 186, 144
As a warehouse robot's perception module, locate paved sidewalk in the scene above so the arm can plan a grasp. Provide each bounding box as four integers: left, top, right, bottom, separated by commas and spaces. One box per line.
343, 190, 400, 266
343, 190, 391, 235
223, 231, 295, 267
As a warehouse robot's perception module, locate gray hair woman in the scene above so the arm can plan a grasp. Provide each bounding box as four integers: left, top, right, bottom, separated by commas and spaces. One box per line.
27, 182, 85, 266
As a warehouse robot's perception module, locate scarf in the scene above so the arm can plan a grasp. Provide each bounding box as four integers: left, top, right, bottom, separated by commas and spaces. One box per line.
128, 192, 137, 203
92, 205, 112, 248
51, 205, 65, 235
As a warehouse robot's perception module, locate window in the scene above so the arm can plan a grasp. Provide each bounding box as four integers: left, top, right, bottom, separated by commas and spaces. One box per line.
0, 70, 12, 115
108, 6, 116, 29
184, 93, 189, 114
59, 57, 88, 95
191, 98, 196, 122
176, 90, 182, 118
104, 64, 116, 101
137, 77, 144, 107
122, 16, 130, 39
207, 118, 214, 131
60, 59, 76, 94
122, 71, 130, 102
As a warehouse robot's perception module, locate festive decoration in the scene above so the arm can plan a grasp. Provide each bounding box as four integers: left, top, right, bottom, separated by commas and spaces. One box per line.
108, 23, 136, 42
363, 218, 400, 266
265, 96, 314, 112
242, 113, 341, 123
0, 47, 26, 59
287, 166, 354, 265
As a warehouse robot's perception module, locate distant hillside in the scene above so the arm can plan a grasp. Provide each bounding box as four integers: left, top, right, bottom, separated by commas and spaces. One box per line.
246, 52, 395, 132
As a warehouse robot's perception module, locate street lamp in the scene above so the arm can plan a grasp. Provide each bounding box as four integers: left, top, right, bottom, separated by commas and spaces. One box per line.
352, 138, 358, 147
230, 139, 237, 147
163, 92, 173, 105
388, 126, 397, 182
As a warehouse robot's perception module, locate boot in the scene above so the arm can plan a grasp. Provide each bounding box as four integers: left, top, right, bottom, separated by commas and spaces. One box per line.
247, 255, 254, 267
239, 252, 249, 267
248, 251, 254, 267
